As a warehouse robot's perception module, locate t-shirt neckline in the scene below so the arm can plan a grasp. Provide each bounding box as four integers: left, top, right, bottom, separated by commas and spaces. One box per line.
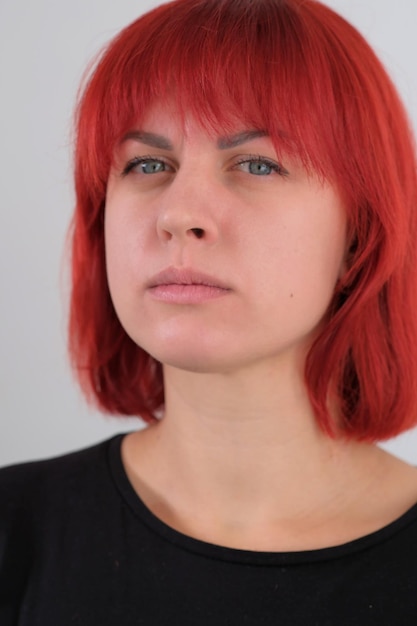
107, 433, 417, 566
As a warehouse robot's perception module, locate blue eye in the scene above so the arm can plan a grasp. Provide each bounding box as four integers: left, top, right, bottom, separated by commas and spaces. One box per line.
235, 157, 288, 177
248, 161, 273, 176
139, 159, 166, 174
122, 157, 170, 176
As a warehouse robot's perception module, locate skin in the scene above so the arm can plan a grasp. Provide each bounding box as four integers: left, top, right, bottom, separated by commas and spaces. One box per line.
106, 104, 346, 374
105, 103, 417, 551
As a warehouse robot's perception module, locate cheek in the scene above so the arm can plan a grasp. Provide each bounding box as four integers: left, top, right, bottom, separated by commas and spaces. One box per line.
105, 187, 154, 269
297, 186, 347, 275
259, 197, 347, 311
320, 206, 348, 282
105, 210, 125, 289
104, 200, 144, 310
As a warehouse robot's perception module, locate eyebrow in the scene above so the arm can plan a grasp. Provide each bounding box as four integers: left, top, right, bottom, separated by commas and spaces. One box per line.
120, 129, 268, 151
217, 130, 268, 149
120, 131, 173, 150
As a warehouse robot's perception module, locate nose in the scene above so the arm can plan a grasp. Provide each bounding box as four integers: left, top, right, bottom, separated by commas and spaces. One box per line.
156, 177, 220, 244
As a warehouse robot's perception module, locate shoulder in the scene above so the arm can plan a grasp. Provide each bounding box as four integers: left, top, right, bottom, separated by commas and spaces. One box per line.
0, 435, 124, 620
1, 437, 111, 501
0, 434, 125, 538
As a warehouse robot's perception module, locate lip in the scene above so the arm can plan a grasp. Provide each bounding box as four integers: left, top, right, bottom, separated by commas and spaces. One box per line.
147, 267, 231, 304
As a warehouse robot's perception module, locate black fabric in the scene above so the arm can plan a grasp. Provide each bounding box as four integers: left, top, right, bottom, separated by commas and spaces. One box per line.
1, 434, 417, 625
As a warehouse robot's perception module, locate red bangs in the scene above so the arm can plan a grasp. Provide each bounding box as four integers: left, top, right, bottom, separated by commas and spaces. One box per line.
76, 0, 352, 193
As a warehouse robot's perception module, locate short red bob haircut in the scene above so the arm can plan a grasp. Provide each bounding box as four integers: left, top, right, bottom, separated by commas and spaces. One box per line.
69, 0, 417, 442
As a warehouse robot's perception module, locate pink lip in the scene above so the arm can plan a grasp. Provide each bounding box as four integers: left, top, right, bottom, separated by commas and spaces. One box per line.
147, 267, 231, 304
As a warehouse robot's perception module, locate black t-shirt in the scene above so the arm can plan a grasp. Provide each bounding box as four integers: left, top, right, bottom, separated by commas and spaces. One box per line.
1, 434, 417, 625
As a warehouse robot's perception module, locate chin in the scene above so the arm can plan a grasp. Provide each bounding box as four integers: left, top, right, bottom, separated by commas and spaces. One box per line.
134, 336, 238, 374
148, 347, 232, 374
131, 323, 239, 373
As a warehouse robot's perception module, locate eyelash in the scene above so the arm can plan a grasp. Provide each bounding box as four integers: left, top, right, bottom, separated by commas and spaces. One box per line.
234, 155, 289, 177
121, 155, 170, 177
121, 154, 289, 177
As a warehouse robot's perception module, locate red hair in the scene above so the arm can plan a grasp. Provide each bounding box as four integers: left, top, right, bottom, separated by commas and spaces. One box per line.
69, 0, 417, 441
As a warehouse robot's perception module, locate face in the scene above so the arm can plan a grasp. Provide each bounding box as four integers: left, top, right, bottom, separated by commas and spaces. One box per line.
105, 103, 347, 375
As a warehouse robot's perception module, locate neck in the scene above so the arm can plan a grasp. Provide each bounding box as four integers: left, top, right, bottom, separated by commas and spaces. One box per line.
128, 360, 381, 536
161, 358, 326, 455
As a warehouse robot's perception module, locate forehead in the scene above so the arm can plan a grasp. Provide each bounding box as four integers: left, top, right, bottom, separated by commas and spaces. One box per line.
120, 100, 282, 155
130, 99, 264, 141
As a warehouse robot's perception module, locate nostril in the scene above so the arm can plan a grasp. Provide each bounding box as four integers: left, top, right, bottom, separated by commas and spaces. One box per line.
191, 228, 204, 239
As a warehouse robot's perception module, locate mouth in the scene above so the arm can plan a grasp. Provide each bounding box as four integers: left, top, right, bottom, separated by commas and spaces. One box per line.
147, 267, 231, 304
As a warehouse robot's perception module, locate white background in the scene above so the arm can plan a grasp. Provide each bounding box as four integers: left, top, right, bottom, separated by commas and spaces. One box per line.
1, 0, 417, 466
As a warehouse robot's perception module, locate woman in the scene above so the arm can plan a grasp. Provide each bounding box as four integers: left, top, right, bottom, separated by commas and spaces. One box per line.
2, 0, 417, 623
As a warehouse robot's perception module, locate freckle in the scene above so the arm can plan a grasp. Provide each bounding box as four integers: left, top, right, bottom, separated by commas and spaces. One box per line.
290, 293, 294, 298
